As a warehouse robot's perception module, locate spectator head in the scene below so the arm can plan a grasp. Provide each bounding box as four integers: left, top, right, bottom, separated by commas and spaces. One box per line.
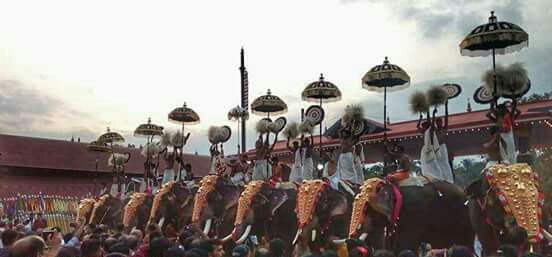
447, 246, 473, 257
398, 250, 416, 257
149, 237, 172, 257
182, 236, 196, 251
102, 237, 119, 252
81, 239, 103, 257
186, 249, 208, 257
130, 229, 143, 242
9, 235, 47, 257
55, 246, 81, 257
322, 250, 338, 257
350, 247, 370, 257
497, 245, 518, 257
124, 236, 139, 251
193, 239, 224, 257
255, 248, 271, 257
1, 229, 18, 247
108, 242, 130, 255
374, 249, 395, 257
164, 246, 186, 257
269, 238, 285, 257
232, 244, 250, 257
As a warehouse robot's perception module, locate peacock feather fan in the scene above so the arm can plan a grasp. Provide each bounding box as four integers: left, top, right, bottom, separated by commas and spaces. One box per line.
283, 122, 299, 139
503, 62, 528, 94
299, 120, 314, 134
342, 104, 364, 125
141, 142, 162, 157
427, 85, 448, 106
208, 126, 220, 144
256, 119, 270, 134
409, 91, 429, 114
482, 64, 506, 94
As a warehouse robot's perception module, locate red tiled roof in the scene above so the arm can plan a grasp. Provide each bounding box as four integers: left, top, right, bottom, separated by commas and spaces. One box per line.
0, 134, 211, 177
253, 100, 552, 156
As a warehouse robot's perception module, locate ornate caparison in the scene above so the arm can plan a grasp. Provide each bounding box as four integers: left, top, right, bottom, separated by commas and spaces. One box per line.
296, 180, 328, 229
77, 198, 96, 224
235, 181, 266, 226
149, 181, 176, 223
349, 178, 383, 237
89, 194, 111, 224
123, 193, 147, 227
485, 163, 544, 243
192, 175, 219, 224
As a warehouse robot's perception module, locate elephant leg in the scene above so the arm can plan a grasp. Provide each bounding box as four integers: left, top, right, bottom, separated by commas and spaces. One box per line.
394, 225, 424, 253
469, 201, 499, 256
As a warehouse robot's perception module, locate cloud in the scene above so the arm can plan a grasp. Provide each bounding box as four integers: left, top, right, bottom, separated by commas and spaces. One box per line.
0, 79, 103, 142
341, 0, 526, 40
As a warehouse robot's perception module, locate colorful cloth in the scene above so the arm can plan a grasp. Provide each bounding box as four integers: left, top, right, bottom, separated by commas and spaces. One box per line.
253, 160, 271, 181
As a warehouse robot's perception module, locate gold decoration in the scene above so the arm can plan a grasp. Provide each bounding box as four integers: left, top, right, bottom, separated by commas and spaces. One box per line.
349, 178, 384, 237
191, 175, 219, 224
148, 182, 176, 224
76, 198, 96, 225
234, 181, 266, 226
296, 180, 327, 228
486, 163, 540, 240
123, 193, 147, 227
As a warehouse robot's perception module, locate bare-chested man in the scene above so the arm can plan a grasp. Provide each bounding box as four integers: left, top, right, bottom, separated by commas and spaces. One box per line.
287, 137, 302, 183
253, 132, 278, 181
486, 101, 520, 164
335, 127, 360, 184
302, 135, 315, 180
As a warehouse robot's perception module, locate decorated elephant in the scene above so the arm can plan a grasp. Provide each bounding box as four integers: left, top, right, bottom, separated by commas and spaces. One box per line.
192, 175, 243, 239
466, 163, 550, 255
293, 180, 352, 256
89, 194, 124, 228
224, 181, 298, 255
148, 181, 196, 237
348, 178, 474, 253
76, 198, 97, 226
123, 192, 153, 232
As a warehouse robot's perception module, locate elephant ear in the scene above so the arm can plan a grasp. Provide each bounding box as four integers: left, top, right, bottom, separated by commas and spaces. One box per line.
328, 191, 349, 218
368, 183, 395, 222
465, 179, 484, 198
268, 189, 289, 216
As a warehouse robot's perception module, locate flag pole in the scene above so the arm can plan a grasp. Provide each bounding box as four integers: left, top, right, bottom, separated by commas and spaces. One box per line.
240, 48, 247, 154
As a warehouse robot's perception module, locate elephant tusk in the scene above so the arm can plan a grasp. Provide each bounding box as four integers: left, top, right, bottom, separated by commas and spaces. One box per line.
332, 239, 347, 244
235, 225, 252, 244
311, 229, 317, 242
292, 229, 302, 245
203, 219, 212, 235
543, 230, 552, 242
158, 217, 165, 227
221, 232, 234, 242
359, 233, 368, 241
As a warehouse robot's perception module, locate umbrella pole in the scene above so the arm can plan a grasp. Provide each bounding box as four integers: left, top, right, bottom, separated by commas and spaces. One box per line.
383, 86, 387, 168
179, 124, 185, 181
267, 113, 270, 179
492, 48, 497, 107
237, 119, 241, 155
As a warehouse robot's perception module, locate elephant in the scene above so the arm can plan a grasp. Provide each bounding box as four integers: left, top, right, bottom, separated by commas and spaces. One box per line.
76, 198, 97, 226
466, 163, 550, 256
191, 175, 243, 240
123, 192, 153, 232
224, 181, 298, 256
348, 178, 474, 254
293, 180, 352, 256
148, 181, 196, 238
89, 194, 124, 228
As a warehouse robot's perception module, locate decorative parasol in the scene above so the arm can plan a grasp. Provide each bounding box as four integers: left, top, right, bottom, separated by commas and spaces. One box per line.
134, 118, 164, 185
460, 11, 529, 104
302, 74, 341, 156
228, 105, 249, 154
362, 56, 410, 144
168, 102, 200, 181
98, 127, 125, 144
251, 89, 288, 117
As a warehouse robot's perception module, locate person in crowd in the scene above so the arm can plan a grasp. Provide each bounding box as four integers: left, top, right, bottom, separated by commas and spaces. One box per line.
486, 101, 520, 164
231, 244, 250, 257
446, 245, 472, 257
0, 229, 18, 257
109, 242, 130, 256
165, 246, 186, 257
287, 137, 303, 183
373, 249, 395, 257
268, 238, 285, 257
8, 235, 47, 257
301, 135, 315, 181
55, 246, 81, 257
81, 239, 103, 257
148, 237, 172, 257
254, 248, 270, 257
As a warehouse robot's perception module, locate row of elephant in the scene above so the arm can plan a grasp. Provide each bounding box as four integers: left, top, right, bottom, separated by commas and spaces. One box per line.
77, 174, 550, 257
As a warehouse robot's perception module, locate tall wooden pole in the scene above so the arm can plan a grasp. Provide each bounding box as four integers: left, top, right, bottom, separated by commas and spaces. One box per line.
240, 48, 247, 153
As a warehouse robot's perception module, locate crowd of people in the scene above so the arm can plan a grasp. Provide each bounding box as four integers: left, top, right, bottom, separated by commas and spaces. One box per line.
0, 218, 546, 257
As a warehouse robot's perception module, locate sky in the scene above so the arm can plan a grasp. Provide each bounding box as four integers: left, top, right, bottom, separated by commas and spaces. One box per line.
0, 0, 551, 155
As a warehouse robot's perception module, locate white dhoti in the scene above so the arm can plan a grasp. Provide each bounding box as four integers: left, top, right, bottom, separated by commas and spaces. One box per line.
302, 157, 314, 180
230, 172, 245, 186
421, 129, 453, 183
289, 151, 303, 183
253, 160, 271, 181
500, 131, 517, 164
336, 152, 355, 183
162, 169, 175, 185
